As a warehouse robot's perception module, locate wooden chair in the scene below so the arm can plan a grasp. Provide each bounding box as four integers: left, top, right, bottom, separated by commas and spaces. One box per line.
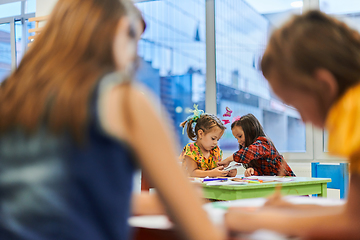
311, 162, 349, 199
27, 15, 48, 47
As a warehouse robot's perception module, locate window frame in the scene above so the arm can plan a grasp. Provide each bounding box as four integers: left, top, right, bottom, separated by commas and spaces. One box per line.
313, 128, 346, 162
133, 0, 347, 163
0, 0, 35, 70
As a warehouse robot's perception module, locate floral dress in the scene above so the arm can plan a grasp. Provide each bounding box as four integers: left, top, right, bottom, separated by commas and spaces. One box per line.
179, 143, 223, 171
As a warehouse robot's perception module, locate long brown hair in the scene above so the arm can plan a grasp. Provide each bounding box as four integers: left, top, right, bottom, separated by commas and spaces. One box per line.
0, 0, 144, 142
261, 10, 360, 99
231, 113, 266, 147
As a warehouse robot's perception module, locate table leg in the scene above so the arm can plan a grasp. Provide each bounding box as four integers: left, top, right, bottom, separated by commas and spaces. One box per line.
318, 182, 328, 197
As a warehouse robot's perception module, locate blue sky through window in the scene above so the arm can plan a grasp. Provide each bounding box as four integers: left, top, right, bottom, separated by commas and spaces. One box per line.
0, 2, 21, 18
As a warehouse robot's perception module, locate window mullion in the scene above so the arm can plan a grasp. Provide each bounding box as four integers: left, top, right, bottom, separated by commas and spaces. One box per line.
205, 0, 217, 114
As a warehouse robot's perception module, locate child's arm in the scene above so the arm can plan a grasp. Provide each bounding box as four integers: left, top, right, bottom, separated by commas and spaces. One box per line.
218, 155, 233, 167
184, 156, 229, 178
224, 174, 360, 239
225, 204, 346, 238
101, 85, 225, 240
233, 140, 267, 165
219, 141, 267, 168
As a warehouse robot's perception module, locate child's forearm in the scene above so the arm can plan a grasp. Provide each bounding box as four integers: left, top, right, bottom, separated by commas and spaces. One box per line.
233, 151, 247, 164
191, 169, 216, 178
225, 207, 346, 237
224, 155, 234, 164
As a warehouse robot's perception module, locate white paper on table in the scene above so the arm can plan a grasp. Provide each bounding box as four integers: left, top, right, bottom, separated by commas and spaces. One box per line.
242, 229, 290, 240
245, 176, 294, 182
223, 161, 242, 171
128, 215, 173, 229
205, 180, 248, 186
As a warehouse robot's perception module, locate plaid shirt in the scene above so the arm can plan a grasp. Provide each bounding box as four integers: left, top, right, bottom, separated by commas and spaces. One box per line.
233, 136, 295, 176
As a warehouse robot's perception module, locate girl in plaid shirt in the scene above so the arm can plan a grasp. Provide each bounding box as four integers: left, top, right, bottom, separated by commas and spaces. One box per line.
219, 114, 295, 177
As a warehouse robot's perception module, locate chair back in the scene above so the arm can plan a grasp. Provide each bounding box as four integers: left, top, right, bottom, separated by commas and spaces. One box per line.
311, 162, 349, 199
28, 16, 48, 47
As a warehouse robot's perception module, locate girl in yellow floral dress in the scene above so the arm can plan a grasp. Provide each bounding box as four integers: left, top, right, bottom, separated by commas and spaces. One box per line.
180, 105, 237, 177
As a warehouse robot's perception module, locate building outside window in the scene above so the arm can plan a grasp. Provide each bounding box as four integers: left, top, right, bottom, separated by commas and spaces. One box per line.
134, 0, 306, 153
135, 0, 206, 149
215, 0, 305, 153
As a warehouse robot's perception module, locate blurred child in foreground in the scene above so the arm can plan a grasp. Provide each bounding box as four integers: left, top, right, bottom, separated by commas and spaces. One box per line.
0, 1, 224, 240
225, 10, 360, 239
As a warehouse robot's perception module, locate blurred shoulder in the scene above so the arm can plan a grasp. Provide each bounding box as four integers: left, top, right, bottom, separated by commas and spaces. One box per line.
97, 73, 160, 142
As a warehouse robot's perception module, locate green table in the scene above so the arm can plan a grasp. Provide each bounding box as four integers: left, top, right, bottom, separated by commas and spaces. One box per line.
202, 177, 331, 201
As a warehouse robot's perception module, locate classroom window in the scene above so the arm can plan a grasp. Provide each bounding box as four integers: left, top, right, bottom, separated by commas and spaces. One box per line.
0, 2, 21, 18
0, 0, 36, 83
26, 0, 36, 14
215, 0, 306, 153
135, 0, 206, 149
15, 19, 36, 65
0, 23, 11, 82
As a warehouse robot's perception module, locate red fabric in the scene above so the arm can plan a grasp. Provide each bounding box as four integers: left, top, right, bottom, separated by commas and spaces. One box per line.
233, 136, 295, 176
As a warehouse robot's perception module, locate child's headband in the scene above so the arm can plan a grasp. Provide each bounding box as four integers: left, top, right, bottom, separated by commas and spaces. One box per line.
185, 104, 204, 123
182, 104, 204, 134
184, 105, 239, 127
233, 116, 241, 122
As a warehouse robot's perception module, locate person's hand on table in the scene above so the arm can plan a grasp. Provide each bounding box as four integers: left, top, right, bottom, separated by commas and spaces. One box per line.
244, 168, 254, 177
210, 166, 229, 177
225, 204, 357, 239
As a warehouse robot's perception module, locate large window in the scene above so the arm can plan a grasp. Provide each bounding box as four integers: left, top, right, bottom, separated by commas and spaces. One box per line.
215, 0, 306, 153
135, 0, 206, 149
0, 23, 11, 81
133, 0, 345, 162
0, 0, 36, 83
